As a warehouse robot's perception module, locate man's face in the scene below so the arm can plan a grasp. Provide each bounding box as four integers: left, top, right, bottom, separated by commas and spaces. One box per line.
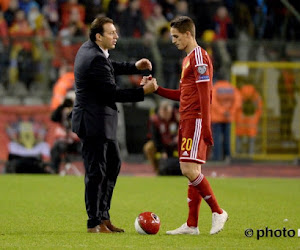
100, 23, 119, 50
170, 27, 188, 51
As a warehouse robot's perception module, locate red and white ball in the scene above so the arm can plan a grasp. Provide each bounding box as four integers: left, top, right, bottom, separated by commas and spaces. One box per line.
134, 212, 160, 235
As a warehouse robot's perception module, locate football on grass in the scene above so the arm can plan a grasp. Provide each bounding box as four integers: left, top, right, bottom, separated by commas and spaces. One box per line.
134, 212, 160, 234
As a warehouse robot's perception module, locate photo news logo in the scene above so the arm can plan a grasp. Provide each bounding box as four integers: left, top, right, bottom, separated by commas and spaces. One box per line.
245, 227, 300, 240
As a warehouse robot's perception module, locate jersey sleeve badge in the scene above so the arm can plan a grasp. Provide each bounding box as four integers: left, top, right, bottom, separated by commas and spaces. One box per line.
198, 75, 210, 81
197, 65, 207, 74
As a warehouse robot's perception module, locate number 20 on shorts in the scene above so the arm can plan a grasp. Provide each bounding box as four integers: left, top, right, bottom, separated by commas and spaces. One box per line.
181, 138, 193, 151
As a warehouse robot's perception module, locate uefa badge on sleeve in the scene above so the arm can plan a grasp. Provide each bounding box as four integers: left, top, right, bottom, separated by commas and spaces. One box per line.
197, 65, 207, 74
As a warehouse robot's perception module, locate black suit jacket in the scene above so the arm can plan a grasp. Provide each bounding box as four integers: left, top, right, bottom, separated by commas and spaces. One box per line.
71, 40, 145, 140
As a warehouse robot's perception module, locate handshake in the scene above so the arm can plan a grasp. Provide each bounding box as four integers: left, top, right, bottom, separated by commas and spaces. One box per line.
141, 75, 158, 95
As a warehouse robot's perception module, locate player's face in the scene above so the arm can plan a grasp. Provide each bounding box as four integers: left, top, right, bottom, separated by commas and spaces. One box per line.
170, 27, 188, 51
100, 23, 119, 50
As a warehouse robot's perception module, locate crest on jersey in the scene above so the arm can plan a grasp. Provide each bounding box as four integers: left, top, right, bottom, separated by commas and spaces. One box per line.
184, 60, 190, 69
197, 65, 207, 74
181, 60, 190, 79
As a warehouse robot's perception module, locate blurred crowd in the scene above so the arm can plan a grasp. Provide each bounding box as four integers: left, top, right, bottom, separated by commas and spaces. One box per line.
1, 0, 300, 42
1, 0, 300, 89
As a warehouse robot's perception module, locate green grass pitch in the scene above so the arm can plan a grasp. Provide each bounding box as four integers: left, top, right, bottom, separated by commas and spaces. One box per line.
0, 175, 299, 249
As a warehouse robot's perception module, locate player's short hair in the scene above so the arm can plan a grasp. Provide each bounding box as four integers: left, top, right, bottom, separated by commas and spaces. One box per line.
170, 16, 195, 37
89, 17, 113, 41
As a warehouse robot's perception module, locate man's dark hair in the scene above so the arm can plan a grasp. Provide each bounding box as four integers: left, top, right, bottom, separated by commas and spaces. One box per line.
89, 17, 114, 41
170, 16, 195, 37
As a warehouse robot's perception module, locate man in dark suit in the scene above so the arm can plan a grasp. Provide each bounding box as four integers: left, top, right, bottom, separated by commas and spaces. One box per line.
71, 17, 158, 233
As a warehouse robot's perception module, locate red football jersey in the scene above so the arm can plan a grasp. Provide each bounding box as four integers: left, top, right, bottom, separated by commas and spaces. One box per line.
179, 46, 213, 120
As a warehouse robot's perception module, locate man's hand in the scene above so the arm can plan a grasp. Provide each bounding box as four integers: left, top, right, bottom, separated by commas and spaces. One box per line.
135, 58, 152, 71
140, 75, 152, 86
143, 77, 158, 94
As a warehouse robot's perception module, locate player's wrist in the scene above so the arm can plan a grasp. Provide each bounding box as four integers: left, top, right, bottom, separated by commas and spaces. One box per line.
154, 86, 161, 94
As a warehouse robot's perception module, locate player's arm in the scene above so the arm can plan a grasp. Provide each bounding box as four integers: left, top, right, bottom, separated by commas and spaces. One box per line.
196, 82, 213, 146
140, 75, 180, 101
194, 57, 213, 146
155, 86, 180, 101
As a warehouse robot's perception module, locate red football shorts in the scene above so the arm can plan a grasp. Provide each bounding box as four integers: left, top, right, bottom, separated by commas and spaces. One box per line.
178, 118, 207, 164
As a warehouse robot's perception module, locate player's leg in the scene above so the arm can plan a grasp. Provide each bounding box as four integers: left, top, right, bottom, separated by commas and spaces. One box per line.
182, 162, 222, 214
183, 162, 228, 234
166, 122, 201, 235
180, 118, 223, 214
180, 161, 228, 235
187, 164, 202, 227
167, 118, 228, 235
181, 122, 202, 228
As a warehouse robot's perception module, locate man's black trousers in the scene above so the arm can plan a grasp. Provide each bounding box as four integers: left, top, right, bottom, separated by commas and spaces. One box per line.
81, 136, 121, 228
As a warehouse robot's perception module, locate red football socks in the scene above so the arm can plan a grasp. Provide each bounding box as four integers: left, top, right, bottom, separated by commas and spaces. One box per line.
187, 184, 202, 227
191, 173, 223, 214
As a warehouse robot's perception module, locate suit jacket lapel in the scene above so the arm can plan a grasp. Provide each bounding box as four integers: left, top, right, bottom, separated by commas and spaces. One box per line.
90, 40, 115, 74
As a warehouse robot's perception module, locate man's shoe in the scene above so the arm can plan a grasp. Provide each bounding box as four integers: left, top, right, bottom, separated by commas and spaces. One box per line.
87, 225, 100, 233
99, 223, 113, 233
210, 209, 228, 235
103, 220, 125, 233
166, 223, 199, 235
87, 224, 113, 233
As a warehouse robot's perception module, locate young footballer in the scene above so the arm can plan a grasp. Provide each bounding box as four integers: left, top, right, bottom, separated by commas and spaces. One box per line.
155, 16, 228, 235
